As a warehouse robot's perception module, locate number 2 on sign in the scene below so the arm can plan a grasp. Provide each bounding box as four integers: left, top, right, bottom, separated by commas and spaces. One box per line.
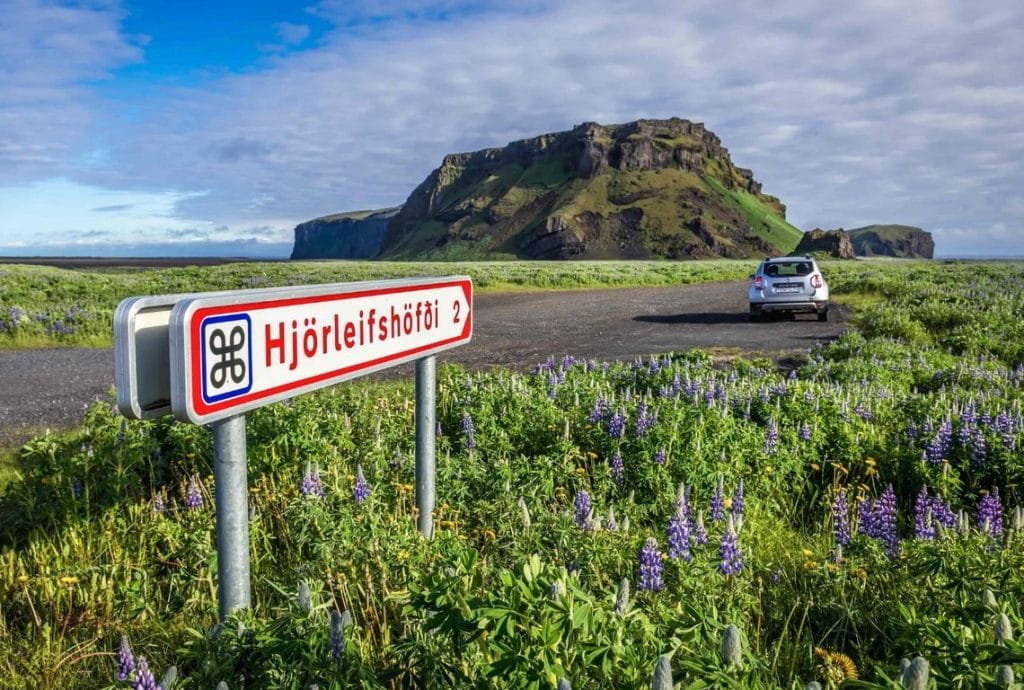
453, 301, 461, 323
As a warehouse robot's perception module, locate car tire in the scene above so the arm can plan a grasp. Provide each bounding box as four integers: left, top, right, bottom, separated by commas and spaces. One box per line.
817, 309, 829, 322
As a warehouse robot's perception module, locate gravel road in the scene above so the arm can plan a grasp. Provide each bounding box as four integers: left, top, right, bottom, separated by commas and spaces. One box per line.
0, 281, 846, 446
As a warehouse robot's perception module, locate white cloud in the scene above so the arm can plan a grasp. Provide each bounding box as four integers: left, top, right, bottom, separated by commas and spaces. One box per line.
4, 0, 1024, 255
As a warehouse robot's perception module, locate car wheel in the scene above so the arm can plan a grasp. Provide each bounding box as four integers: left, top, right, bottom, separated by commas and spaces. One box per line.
817, 309, 829, 322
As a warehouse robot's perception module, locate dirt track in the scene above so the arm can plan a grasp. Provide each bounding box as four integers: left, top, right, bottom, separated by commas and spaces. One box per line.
0, 281, 847, 447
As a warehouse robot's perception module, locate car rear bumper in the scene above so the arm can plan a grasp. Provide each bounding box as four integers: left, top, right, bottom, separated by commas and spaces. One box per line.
750, 300, 829, 314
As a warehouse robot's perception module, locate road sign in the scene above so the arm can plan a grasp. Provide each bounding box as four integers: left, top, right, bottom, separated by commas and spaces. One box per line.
169, 276, 472, 424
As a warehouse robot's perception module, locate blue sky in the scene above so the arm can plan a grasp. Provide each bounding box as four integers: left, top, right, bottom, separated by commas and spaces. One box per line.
1, 0, 1022, 258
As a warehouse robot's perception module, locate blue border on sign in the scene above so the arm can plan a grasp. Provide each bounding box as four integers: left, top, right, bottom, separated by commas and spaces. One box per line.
200, 313, 253, 405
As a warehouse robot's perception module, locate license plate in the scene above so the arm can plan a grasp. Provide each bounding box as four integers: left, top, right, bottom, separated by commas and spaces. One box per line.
774, 284, 801, 293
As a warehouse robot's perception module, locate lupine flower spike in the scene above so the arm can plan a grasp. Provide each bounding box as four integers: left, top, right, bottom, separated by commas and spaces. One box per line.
651, 654, 673, 690
731, 480, 744, 517
638, 537, 664, 591
667, 502, 691, 562
518, 496, 531, 531
721, 624, 742, 668
352, 465, 370, 503
574, 490, 592, 529
901, 656, 929, 690
300, 463, 325, 498
461, 412, 476, 450
711, 476, 725, 521
132, 657, 159, 690
117, 635, 135, 681
833, 489, 851, 546
185, 476, 204, 509
330, 610, 346, 659
719, 514, 744, 575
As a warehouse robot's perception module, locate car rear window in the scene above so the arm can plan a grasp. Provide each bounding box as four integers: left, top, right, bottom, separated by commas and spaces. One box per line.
767, 261, 812, 277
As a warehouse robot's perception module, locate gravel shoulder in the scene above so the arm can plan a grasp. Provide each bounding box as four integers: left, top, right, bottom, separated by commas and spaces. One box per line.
0, 281, 847, 448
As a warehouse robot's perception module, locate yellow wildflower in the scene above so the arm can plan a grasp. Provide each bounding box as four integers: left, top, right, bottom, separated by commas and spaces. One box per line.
803, 560, 817, 571
864, 457, 876, 466
801, 549, 814, 558
810, 463, 821, 471
815, 647, 858, 684
59, 575, 79, 586
17, 575, 28, 584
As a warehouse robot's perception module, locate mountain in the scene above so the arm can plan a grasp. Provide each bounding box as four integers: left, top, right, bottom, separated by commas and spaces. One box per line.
290, 207, 400, 260
374, 118, 802, 260
794, 228, 857, 259
848, 225, 934, 258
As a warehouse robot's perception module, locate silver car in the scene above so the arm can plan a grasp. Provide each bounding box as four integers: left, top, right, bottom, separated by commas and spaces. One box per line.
748, 256, 830, 322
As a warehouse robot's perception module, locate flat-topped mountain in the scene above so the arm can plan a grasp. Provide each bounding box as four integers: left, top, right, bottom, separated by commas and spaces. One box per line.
290, 207, 400, 260
291, 118, 803, 260
848, 225, 934, 258
382, 118, 802, 260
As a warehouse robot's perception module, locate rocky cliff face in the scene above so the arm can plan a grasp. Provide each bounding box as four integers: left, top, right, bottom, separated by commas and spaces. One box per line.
290, 207, 401, 260
848, 225, 934, 258
794, 228, 857, 259
381, 118, 802, 260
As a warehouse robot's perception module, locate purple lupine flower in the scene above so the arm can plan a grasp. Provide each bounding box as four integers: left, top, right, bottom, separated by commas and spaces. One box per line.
764, 418, 779, 455
638, 537, 664, 591
914, 486, 935, 540
833, 489, 851, 547
692, 510, 708, 545
958, 421, 974, 447
330, 610, 346, 659
184, 476, 204, 510
352, 465, 370, 503
667, 502, 692, 562
710, 476, 725, 521
858, 496, 878, 538
588, 396, 608, 423
653, 448, 666, 465
133, 657, 159, 690
609, 452, 625, 489
635, 401, 652, 437
605, 506, 618, 532
300, 463, 325, 498
931, 496, 958, 529
152, 490, 166, 514
574, 490, 592, 529
719, 515, 744, 575
972, 428, 987, 466
606, 409, 627, 439
978, 488, 1004, 537
854, 401, 873, 421
117, 635, 135, 681
731, 480, 744, 517
799, 422, 812, 441
71, 477, 83, 499
461, 412, 476, 450
876, 485, 900, 559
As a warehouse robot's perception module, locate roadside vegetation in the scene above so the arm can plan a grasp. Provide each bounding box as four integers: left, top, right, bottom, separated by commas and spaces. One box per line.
0, 260, 763, 349
1, 260, 1023, 688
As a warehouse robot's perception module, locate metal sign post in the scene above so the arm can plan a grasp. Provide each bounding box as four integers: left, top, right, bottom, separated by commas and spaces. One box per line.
114, 276, 472, 621
212, 414, 251, 618
415, 356, 436, 538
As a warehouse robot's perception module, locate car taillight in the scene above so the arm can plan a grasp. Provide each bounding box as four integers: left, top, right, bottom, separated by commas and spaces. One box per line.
754, 276, 764, 290
811, 274, 823, 288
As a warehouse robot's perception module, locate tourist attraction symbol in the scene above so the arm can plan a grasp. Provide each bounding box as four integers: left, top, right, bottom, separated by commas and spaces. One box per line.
114, 276, 472, 620
169, 276, 473, 425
